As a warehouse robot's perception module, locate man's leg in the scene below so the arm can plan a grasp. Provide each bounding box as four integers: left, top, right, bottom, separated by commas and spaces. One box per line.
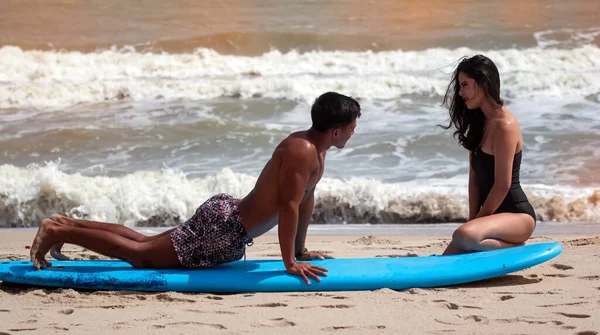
31, 219, 180, 270
49, 214, 176, 260
50, 214, 155, 241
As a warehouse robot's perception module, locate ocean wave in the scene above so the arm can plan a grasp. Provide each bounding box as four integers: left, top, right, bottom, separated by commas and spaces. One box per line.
1, 45, 599, 108
534, 27, 600, 49
1, 164, 598, 227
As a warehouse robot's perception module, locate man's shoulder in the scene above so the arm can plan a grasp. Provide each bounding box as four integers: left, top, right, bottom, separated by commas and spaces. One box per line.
275, 136, 318, 164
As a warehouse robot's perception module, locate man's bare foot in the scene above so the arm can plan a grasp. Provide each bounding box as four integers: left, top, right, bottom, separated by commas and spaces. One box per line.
30, 220, 58, 270
50, 243, 70, 260
50, 214, 70, 225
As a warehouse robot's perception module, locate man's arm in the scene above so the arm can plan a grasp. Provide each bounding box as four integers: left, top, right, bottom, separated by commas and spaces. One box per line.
276, 143, 327, 284
294, 187, 314, 256
277, 148, 312, 269
294, 187, 334, 260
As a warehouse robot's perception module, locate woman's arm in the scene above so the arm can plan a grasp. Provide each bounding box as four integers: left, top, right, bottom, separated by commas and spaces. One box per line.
478, 121, 519, 217
468, 151, 480, 220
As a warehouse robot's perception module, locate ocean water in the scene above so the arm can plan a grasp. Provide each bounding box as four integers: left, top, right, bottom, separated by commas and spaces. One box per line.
0, 0, 599, 227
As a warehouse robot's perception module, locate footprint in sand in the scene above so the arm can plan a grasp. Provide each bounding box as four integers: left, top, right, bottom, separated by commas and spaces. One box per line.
500, 295, 514, 301
366, 325, 386, 330
543, 273, 571, 278
460, 315, 489, 324
19, 320, 37, 324
320, 304, 354, 309
538, 302, 588, 308
270, 318, 296, 327
405, 288, 429, 295
462, 305, 482, 310
323, 326, 353, 331
551, 264, 574, 270
205, 295, 223, 300
322, 325, 385, 331
432, 300, 459, 310
155, 293, 196, 303
297, 292, 336, 298
9, 329, 37, 332
98, 305, 126, 309
257, 303, 288, 307
556, 312, 590, 318
59, 308, 74, 315
112, 321, 131, 330
184, 309, 236, 315
434, 319, 461, 326
165, 321, 226, 330
238, 303, 288, 308
496, 318, 563, 326
332, 296, 349, 300
52, 326, 69, 331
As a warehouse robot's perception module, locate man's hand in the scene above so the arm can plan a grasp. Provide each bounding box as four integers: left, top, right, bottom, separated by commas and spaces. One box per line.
286, 262, 328, 285
297, 251, 334, 261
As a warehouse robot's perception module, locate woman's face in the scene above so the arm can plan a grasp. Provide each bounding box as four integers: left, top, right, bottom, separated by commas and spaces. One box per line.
458, 72, 484, 110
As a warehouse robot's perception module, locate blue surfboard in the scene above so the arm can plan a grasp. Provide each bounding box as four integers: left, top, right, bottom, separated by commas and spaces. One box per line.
0, 242, 561, 292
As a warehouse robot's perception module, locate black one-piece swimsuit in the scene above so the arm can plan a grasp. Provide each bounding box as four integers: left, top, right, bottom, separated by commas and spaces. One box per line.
471, 147, 536, 221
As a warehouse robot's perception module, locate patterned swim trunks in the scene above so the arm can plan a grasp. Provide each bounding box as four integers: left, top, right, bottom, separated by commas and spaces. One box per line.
170, 193, 253, 268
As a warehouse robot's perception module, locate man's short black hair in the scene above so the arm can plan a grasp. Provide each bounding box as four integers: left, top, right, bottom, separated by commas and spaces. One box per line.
311, 92, 361, 132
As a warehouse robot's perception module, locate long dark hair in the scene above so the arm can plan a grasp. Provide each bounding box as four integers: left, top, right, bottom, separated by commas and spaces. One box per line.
440, 55, 504, 151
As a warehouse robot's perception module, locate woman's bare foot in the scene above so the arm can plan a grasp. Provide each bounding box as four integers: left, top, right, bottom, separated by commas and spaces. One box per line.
30, 220, 58, 270
50, 243, 70, 260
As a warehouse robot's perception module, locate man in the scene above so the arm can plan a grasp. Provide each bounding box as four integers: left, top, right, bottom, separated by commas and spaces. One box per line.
30, 91, 361, 284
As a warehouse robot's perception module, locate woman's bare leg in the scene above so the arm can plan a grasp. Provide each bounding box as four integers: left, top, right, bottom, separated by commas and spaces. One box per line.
442, 213, 535, 255
31, 219, 180, 270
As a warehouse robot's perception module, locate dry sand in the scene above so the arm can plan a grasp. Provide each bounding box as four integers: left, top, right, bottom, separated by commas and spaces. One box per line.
1, 231, 599, 335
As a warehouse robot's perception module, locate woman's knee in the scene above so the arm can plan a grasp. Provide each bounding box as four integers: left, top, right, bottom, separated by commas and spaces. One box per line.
452, 225, 481, 250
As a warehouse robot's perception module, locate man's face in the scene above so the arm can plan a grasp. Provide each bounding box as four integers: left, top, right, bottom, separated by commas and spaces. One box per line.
333, 119, 356, 149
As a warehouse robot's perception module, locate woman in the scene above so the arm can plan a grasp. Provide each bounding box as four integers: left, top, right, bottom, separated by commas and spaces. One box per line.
440, 55, 536, 255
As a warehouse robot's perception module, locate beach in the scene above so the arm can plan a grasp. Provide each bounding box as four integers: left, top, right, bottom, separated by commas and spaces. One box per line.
1, 1, 600, 333
1, 230, 599, 334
